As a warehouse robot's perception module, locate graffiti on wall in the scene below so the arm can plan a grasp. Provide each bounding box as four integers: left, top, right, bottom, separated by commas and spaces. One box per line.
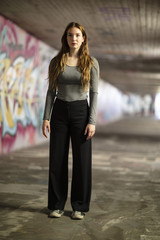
0, 16, 57, 154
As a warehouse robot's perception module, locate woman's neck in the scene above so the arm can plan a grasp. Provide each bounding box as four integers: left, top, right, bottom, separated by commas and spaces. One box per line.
69, 49, 79, 58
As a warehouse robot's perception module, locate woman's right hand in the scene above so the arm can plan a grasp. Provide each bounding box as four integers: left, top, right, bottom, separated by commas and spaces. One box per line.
42, 120, 50, 138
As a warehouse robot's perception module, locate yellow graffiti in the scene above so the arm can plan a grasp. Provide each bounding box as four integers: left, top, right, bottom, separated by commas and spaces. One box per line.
0, 57, 15, 127
0, 55, 38, 131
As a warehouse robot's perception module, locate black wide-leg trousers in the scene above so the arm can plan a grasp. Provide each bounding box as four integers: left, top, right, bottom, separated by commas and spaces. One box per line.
48, 98, 92, 212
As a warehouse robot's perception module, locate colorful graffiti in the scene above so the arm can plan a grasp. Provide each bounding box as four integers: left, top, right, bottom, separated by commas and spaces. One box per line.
0, 15, 57, 154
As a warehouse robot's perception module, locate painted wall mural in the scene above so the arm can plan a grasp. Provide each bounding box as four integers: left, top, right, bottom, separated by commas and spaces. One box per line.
0, 15, 57, 154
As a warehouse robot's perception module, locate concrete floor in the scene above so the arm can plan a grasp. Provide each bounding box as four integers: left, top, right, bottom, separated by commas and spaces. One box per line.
1, 116, 160, 240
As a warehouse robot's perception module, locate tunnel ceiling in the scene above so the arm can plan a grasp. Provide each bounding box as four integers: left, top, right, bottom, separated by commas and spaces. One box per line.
0, 0, 160, 96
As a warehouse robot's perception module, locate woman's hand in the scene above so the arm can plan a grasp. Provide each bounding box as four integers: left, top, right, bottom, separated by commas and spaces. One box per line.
42, 120, 50, 138
84, 124, 96, 140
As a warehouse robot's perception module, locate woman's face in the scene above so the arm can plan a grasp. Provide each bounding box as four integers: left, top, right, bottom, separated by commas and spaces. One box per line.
67, 27, 85, 51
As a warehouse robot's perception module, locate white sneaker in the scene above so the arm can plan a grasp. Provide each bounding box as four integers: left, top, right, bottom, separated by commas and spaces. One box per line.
49, 209, 64, 218
71, 211, 85, 220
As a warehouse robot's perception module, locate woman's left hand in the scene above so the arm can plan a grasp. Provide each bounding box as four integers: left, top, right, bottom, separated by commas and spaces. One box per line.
84, 124, 96, 140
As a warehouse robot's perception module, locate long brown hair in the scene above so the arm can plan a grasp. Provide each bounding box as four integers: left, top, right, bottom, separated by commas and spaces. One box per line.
48, 22, 96, 92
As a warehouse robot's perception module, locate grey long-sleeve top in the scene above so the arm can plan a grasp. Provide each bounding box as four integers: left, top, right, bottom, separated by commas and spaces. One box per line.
43, 56, 99, 125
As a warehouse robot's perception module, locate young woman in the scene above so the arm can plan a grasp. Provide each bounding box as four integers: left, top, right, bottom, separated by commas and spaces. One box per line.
42, 22, 99, 220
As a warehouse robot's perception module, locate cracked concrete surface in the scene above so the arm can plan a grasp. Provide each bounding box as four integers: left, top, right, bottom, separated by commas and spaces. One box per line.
1, 117, 160, 240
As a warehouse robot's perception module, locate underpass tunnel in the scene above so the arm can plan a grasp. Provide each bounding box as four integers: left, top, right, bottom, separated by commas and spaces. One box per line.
1, 1, 160, 239
1, 0, 160, 153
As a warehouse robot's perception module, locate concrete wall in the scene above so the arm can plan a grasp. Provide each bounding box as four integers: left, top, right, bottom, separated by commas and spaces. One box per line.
0, 15, 57, 155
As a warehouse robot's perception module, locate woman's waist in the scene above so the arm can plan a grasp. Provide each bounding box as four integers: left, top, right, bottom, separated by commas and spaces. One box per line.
56, 92, 88, 102
56, 97, 88, 104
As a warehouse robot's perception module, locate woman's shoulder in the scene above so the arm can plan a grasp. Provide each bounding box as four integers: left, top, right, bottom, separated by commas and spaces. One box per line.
49, 56, 57, 69
50, 56, 57, 63
91, 56, 99, 67
90, 56, 99, 70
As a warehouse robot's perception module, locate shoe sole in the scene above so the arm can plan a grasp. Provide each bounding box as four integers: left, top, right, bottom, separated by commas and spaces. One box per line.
71, 215, 84, 220
49, 212, 64, 218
